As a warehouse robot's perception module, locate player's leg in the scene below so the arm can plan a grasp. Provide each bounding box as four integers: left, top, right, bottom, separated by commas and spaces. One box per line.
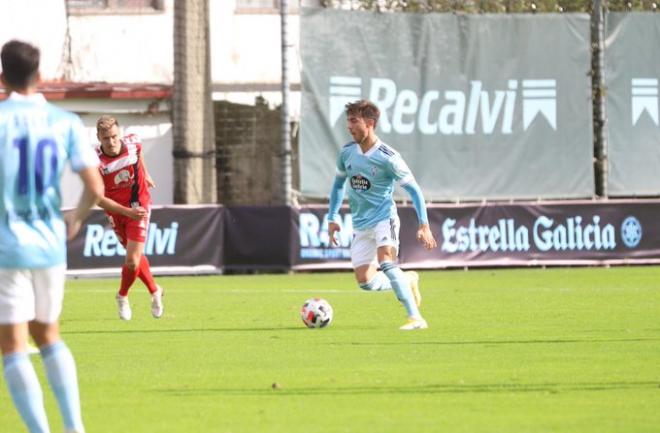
351, 228, 392, 291
30, 265, 85, 433
107, 215, 133, 319
119, 239, 143, 296
114, 238, 144, 320
137, 255, 158, 294
138, 255, 163, 318
374, 218, 427, 330
0, 269, 51, 432
126, 210, 163, 318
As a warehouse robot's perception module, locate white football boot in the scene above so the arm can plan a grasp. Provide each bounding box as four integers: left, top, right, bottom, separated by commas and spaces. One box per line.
115, 294, 132, 321
151, 286, 164, 318
399, 316, 428, 331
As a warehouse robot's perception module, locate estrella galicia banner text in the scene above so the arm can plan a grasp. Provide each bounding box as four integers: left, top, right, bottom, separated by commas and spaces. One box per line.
295, 201, 660, 269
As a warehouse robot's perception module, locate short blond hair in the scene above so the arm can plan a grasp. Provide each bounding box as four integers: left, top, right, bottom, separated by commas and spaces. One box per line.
96, 115, 119, 134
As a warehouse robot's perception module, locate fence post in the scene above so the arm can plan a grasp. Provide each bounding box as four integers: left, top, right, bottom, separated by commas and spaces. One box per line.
592, 0, 608, 197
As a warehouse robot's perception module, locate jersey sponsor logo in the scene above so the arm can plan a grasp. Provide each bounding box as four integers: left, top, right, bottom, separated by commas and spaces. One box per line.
350, 175, 371, 191
114, 169, 132, 185
631, 78, 658, 125
82, 222, 179, 257
328, 76, 557, 135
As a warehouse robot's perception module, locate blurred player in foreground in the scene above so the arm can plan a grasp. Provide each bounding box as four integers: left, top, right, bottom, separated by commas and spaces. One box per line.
95, 116, 163, 320
0, 39, 103, 433
327, 99, 437, 330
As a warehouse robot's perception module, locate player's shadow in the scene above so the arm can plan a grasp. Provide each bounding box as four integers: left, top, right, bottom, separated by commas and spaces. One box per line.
157, 380, 660, 397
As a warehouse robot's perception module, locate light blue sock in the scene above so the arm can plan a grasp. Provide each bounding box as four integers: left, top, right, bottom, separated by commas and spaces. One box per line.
41, 342, 84, 433
359, 271, 392, 291
3, 351, 50, 433
380, 261, 421, 318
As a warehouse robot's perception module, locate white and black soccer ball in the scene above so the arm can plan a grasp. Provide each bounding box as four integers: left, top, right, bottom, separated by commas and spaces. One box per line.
300, 298, 333, 328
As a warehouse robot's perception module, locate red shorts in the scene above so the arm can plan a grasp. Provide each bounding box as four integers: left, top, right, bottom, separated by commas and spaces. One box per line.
107, 210, 150, 246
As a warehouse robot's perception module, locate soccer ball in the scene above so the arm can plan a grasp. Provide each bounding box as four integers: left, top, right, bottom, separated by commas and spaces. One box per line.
300, 298, 333, 328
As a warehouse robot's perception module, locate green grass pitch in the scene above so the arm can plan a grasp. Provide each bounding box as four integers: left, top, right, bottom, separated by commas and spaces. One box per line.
1, 267, 659, 432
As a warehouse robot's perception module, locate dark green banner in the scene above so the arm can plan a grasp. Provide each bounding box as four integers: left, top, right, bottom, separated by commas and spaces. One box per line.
300, 9, 594, 201
605, 13, 660, 196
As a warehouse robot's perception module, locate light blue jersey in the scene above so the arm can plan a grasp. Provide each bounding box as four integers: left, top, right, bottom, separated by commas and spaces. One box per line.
0, 93, 98, 268
331, 140, 415, 230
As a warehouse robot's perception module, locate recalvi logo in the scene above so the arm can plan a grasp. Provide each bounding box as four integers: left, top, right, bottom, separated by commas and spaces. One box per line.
83, 222, 179, 257
330, 76, 557, 135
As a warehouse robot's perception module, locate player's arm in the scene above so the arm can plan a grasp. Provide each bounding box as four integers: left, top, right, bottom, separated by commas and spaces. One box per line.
65, 166, 104, 240
328, 175, 347, 247
328, 154, 348, 246
402, 183, 437, 250
97, 196, 147, 221
392, 155, 437, 250
65, 117, 104, 239
401, 180, 436, 249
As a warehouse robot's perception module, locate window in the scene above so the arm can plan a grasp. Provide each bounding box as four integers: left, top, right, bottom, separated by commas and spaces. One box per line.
66, 0, 165, 14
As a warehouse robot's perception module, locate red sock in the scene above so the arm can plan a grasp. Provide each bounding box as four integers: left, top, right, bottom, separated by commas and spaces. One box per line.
138, 255, 158, 294
119, 264, 139, 297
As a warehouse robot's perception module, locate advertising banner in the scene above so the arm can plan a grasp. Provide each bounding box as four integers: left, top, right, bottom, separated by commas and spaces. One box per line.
66, 202, 660, 274
67, 205, 223, 274
300, 9, 594, 201
223, 206, 297, 270
295, 201, 657, 269
605, 13, 660, 196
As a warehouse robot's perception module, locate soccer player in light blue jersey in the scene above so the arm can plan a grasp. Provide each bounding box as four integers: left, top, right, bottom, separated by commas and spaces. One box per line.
0, 40, 103, 433
328, 100, 437, 330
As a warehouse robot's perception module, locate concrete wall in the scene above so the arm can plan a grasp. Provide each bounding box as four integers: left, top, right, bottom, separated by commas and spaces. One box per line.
0, 1, 303, 96
0, 0, 311, 205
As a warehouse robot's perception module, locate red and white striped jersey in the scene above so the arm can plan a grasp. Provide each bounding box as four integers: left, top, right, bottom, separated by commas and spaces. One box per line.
96, 133, 151, 209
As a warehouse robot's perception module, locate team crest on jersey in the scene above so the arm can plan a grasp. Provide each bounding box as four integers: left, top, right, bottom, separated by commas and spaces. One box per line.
114, 169, 132, 185
370, 166, 378, 177
350, 174, 371, 191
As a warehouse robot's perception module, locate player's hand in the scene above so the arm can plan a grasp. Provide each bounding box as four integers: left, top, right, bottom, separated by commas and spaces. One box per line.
146, 176, 156, 188
64, 212, 83, 240
417, 223, 437, 250
126, 206, 148, 220
328, 222, 341, 246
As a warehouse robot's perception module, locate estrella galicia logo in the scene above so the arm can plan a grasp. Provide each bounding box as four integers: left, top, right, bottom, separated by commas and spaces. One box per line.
350, 175, 371, 191
620, 216, 642, 248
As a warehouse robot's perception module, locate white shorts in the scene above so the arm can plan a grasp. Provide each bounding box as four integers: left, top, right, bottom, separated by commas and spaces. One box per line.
351, 217, 400, 268
0, 265, 66, 325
